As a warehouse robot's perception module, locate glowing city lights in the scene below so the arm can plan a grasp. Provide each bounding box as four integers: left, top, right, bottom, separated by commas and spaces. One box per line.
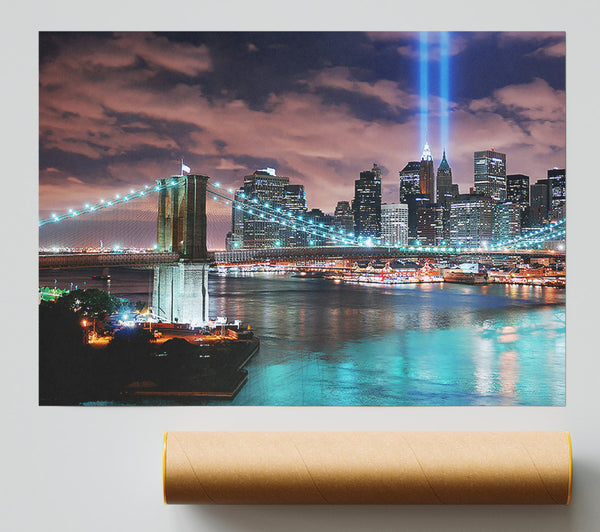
39, 175, 565, 256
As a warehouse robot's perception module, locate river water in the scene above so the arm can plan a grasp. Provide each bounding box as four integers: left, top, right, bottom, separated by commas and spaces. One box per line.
39, 267, 565, 406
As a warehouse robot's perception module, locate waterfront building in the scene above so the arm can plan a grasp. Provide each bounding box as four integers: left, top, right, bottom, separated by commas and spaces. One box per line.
449, 192, 493, 247
419, 142, 435, 202
381, 203, 409, 246
334, 201, 354, 235
436, 150, 458, 205
474, 149, 507, 201
547, 168, 566, 220
241, 169, 289, 249
353, 163, 382, 239
399, 161, 421, 202
531, 179, 550, 221
506, 174, 530, 207
493, 202, 521, 242
416, 204, 443, 245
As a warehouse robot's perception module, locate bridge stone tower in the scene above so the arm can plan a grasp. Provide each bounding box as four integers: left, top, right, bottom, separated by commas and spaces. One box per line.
153, 174, 210, 326
157, 174, 209, 261
152, 261, 209, 326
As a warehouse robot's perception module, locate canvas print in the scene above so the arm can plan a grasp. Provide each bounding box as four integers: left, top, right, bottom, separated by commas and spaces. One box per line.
38, 32, 565, 406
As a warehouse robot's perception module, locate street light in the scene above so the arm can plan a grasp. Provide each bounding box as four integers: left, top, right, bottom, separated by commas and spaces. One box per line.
81, 319, 89, 344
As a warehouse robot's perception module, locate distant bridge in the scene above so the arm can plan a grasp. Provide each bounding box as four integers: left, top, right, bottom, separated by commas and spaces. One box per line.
38, 251, 181, 269
39, 245, 565, 270
215, 246, 565, 264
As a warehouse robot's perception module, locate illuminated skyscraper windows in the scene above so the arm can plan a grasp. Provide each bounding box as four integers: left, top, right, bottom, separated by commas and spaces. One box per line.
474, 149, 506, 201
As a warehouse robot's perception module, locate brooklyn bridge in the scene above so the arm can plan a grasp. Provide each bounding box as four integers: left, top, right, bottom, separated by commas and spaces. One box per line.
39, 173, 565, 326
39, 173, 565, 269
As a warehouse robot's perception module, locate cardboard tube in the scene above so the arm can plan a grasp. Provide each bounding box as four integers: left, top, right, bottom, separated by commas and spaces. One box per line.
163, 431, 572, 505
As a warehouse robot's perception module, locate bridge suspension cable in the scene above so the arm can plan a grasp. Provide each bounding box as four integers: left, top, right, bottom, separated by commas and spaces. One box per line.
206, 183, 363, 247
39, 175, 566, 251
489, 219, 566, 250
38, 179, 182, 227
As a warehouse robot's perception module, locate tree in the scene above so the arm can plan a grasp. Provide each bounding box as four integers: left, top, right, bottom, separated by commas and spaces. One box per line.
39, 301, 89, 404
56, 288, 121, 319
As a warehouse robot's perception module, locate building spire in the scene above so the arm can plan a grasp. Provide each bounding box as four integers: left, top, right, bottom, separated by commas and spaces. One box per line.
421, 141, 432, 161
438, 149, 450, 170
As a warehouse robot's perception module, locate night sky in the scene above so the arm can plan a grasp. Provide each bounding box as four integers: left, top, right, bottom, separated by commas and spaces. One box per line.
39, 31, 565, 246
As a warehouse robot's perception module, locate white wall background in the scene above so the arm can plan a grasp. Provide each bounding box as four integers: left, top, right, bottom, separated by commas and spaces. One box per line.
2, 1, 599, 530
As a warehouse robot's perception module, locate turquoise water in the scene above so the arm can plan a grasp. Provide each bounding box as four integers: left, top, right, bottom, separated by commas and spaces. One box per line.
209, 274, 565, 406
39, 268, 565, 406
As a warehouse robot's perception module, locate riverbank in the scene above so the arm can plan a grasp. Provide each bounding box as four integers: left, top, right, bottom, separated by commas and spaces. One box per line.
39, 294, 261, 405
119, 338, 260, 401
40, 267, 565, 406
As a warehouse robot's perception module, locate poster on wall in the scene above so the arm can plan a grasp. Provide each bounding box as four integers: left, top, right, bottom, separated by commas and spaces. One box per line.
38, 32, 565, 406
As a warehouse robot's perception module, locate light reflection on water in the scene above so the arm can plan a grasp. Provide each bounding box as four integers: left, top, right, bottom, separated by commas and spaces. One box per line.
209, 273, 565, 406
39, 268, 566, 406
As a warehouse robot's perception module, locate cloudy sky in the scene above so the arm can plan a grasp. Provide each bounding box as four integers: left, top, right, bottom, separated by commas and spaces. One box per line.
39, 31, 565, 248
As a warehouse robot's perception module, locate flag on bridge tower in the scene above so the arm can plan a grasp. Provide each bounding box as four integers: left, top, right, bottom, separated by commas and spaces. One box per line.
181, 160, 191, 175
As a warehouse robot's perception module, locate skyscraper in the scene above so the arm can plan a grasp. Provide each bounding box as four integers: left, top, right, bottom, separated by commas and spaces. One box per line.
547, 168, 566, 219
404, 193, 432, 242
522, 205, 545, 231
531, 179, 550, 220
474, 149, 507, 201
506, 174, 530, 207
226, 187, 246, 250
381, 203, 409, 246
353, 163, 382, 239
399, 161, 421, 202
307, 208, 335, 246
417, 204, 443, 245
242, 168, 289, 249
436, 150, 458, 204
493, 203, 521, 241
449, 192, 493, 247
419, 142, 435, 202
334, 201, 354, 235
281, 184, 307, 247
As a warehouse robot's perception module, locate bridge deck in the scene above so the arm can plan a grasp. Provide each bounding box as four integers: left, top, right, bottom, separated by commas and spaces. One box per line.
39, 246, 565, 269
214, 246, 565, 264
39, 252, 182, 269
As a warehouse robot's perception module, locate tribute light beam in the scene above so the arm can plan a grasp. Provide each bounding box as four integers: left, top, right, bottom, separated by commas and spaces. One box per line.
439, 32, 450, 153
419, 32, 429, 150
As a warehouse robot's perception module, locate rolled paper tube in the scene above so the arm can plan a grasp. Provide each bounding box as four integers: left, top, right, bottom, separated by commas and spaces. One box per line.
163, 431, 572, 505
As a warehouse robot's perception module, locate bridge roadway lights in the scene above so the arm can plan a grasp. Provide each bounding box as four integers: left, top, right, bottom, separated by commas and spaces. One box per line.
38, 252, 182, 269
213, 246, 566, 265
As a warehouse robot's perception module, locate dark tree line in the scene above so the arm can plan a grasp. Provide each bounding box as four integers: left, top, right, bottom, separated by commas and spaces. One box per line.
39, 289, 258, 405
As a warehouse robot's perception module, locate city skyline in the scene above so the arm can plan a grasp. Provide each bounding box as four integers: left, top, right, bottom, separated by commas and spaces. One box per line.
40, 146, 565, 251
36, 30, 567, 409
39, 32, 565, 232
